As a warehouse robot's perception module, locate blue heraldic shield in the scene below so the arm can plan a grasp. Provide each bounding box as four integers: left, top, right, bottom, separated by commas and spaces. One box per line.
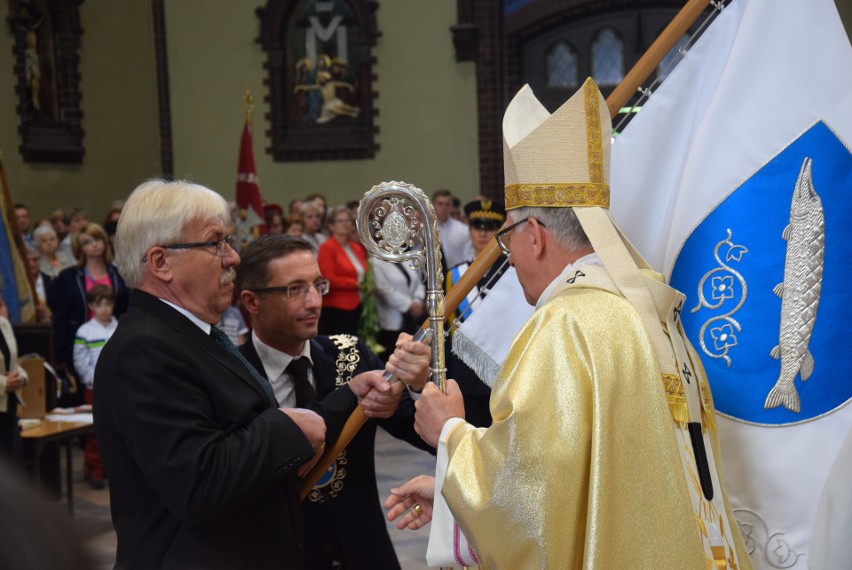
671, 120, 852, 425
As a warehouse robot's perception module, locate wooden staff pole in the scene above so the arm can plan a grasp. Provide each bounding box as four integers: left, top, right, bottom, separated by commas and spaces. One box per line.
300, 0, 713, 500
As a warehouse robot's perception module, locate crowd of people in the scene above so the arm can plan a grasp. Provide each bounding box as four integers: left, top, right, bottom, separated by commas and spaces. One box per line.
5, 79, 805, 570
11, 185, 485, 489
13, 203, 129, 488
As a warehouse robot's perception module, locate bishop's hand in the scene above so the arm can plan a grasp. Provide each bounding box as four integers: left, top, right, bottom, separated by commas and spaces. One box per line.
414, 380, 464, 448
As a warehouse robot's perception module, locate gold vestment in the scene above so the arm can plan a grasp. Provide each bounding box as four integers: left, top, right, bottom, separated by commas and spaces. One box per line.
442, 272, 752, 569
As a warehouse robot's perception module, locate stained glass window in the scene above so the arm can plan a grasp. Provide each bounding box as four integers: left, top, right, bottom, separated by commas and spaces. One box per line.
546, 40, 578, 89
591, 27, 624, 86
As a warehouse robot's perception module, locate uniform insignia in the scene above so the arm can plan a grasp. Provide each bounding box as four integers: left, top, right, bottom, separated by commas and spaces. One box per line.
307, 450, 348, 502
305, 334, 364, 503
329, 334, 360, 387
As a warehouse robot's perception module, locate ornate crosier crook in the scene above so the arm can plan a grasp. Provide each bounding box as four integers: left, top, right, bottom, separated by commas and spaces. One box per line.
299, 180, 445, 500
357, 181, 446, 391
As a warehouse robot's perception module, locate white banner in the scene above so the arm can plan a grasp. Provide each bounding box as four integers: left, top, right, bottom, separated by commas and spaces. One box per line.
610, 1, 852, 568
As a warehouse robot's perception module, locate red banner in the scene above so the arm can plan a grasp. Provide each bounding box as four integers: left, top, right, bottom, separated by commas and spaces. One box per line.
234, 121, 266, 248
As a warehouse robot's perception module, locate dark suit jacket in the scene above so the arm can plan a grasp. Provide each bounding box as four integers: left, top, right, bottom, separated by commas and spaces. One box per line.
240, 335, 433, 570
94, 290, 351, 569
39, 271, 57, 310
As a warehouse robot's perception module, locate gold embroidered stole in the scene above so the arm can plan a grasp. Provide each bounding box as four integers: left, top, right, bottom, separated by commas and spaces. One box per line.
550, 265, 742, 568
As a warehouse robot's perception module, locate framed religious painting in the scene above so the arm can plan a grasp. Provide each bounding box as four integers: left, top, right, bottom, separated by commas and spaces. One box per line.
7, 0, 85, 163
258, 0, 380, 161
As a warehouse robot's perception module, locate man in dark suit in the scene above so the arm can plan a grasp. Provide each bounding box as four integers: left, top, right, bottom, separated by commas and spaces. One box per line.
236, 235, 433, 570
94, 179, 399, 569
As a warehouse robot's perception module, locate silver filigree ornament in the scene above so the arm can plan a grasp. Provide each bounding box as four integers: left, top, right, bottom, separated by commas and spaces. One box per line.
690, 228, 749, 366
733, 509, 803, 569
371, 196, 420, 258
357, 181, 446, 390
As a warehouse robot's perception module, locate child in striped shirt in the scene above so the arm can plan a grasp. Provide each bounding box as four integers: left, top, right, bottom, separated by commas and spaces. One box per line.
73, 284, 116, 489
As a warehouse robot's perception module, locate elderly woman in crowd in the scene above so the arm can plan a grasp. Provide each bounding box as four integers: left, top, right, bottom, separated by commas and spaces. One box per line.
53, 223, 129, 402
317, 206, 367, 335
33, 225, 75, 278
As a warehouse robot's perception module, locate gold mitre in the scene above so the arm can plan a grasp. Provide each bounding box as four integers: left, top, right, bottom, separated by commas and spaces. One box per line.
503, 78, 611, 210
503, 79, 684, 382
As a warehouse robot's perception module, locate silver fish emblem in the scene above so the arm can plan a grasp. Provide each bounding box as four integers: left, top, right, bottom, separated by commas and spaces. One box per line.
765, 157, 825, 413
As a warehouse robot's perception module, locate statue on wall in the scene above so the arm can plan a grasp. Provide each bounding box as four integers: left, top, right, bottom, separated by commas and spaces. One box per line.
259, 0, 380, 161
293, 57, 360, 123
24, 23, 42, 111
14, 3, 55, 120
290, 2, 362, 124
9, 0, 85, 163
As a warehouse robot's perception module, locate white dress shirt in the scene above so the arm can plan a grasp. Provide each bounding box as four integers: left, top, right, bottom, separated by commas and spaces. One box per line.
437, 217, 472, 268
251, 331, 315, 407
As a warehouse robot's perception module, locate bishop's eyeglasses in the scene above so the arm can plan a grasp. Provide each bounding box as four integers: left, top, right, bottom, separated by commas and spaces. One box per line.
495, 218, 545, 255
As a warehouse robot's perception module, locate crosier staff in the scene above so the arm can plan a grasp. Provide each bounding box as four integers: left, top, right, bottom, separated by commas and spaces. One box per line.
300, 181, 445, 499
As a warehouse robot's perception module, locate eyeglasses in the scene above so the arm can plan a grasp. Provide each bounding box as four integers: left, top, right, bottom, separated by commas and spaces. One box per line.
248, 279, 330, 299
141, 235, 235, 262
495, 218, 545, 255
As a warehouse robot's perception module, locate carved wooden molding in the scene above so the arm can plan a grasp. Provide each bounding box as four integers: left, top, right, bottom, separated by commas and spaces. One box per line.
257, 0, 380, 162
7, 0, 85, 164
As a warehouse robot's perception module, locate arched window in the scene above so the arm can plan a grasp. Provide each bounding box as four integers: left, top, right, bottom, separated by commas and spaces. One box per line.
591, 27, 624, 86
546, 40, 578, 89
657, 33, 691, 81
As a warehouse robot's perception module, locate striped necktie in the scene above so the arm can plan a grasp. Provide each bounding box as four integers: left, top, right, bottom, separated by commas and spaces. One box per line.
210, 326, 277, 406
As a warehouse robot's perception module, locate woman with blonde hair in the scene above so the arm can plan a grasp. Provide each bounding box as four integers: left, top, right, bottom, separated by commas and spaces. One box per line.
53, 223, 128, 405
299, 199, 326, 250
